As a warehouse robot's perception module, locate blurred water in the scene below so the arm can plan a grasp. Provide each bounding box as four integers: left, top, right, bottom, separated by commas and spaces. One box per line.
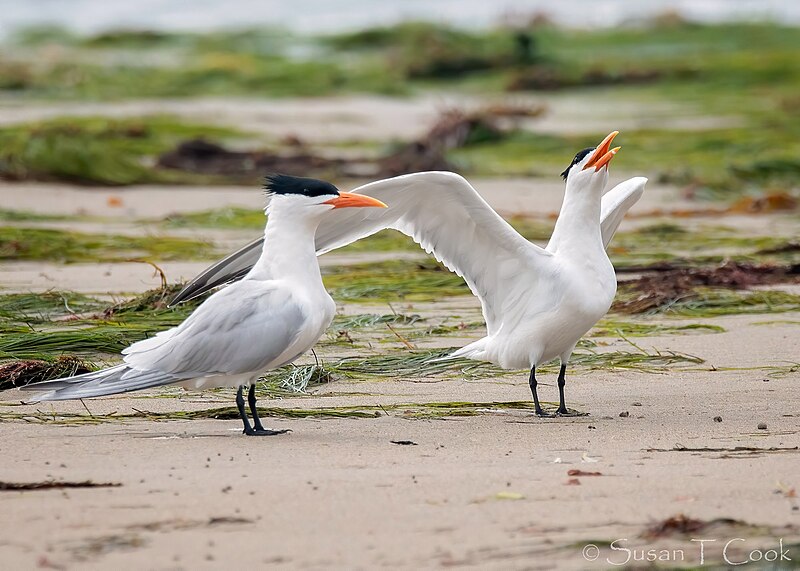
0, 0, 798, 37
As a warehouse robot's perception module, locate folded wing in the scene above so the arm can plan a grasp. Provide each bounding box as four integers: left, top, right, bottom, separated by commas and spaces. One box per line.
23, 281, 306, 400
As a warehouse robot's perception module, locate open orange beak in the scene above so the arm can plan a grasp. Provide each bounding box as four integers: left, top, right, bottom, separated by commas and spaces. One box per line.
582, 131, 621, 172
323, 192, 387, 209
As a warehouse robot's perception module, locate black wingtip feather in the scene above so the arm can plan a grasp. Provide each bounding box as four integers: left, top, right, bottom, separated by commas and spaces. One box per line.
263, 173, 340, 198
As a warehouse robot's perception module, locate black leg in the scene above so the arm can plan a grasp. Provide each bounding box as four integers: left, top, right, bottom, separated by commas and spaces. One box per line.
239, 384, 290, 437
556, 364, 580, 416
556, 364, 568, 414
528, 367, 552, 417
248, 384, 265, 431
236, 386, 253, 434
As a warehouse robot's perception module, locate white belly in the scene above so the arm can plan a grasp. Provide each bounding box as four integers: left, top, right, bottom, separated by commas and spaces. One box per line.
475, 258, 616, 370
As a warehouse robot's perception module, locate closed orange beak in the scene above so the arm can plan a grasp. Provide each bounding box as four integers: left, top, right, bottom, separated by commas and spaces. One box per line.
324, 192, 388, 209
583, 131, 621, 172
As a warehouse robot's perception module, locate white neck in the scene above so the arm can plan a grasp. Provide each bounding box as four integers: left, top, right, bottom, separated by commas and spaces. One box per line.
247, 196, 324, 282
546, 175, 605, 257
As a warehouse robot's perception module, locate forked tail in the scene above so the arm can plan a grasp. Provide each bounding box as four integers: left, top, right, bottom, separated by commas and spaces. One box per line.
19, 364, 178, 401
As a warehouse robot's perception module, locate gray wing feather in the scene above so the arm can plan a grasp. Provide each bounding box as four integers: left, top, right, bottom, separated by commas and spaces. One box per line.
21, 365, 179, 401
24, 280, 307, 401
124, 280, 305, 376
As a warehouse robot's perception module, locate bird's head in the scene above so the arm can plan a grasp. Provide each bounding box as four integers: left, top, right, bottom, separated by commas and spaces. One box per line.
560, 131, 621, 190
263, 174, 387, 215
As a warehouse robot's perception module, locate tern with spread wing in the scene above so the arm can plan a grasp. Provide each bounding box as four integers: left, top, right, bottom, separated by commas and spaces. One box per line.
21, 175, 387, 435
171, 131, 647, 415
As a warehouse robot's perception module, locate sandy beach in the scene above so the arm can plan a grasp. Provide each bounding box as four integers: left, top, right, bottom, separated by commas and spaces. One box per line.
1, 13, 800, 565
2, 164, 798, 568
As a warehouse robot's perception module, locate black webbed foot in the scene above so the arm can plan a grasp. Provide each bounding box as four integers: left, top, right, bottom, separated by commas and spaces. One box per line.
237, 385, 291, 437
243, 427, 291, 436
555, 407, 582, 417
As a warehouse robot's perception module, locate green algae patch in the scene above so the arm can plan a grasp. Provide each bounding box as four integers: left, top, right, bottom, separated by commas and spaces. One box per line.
0, 116, 243, 186
0, 227, 215, 263
323, 259, 471, 302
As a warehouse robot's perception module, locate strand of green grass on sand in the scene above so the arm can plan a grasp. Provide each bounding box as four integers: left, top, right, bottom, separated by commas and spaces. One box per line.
0, 227, 215, 263
0, 326, 160, 360
0, 291, 106, 322
611, 224, 799, 265
0, 400, 562, 425
323, 259, 470, 302
404, 321, 485, 339
0, 343, 704, 397
651, 289, 800, 317
697, 362, 800, 378
162, 207, 268, 230
332, 313, 423, 328
0, 285, 789, 367
0, 288, 198, 359
256, 347, 705, 394
590, 320, 725, 337
0, 209, 74, 222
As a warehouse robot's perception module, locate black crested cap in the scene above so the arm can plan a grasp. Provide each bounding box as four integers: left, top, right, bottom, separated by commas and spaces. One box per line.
560, 147, 594, 180
263, 174, 340, 198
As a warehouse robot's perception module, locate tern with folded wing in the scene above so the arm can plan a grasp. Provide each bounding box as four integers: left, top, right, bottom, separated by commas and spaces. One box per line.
21, 175, 387, 435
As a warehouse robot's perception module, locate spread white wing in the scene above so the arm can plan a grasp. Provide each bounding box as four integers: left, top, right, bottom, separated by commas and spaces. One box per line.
171, 172, 646, 332
600, 177, 647, 246
175, 172, 551, 334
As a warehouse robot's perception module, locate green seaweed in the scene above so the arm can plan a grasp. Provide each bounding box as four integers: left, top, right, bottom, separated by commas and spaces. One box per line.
2, 21, 799, 193
0, 227, 215, 263
0, 291, 106, 322
332, 313, 423, 329
323, 259, 470, 301
0, 116, 243, 186
0, 209, 73, 222
652, 289, 800, 317
163, 207, 266, 229
592, 320, 725, 337
0, 400, 562, 425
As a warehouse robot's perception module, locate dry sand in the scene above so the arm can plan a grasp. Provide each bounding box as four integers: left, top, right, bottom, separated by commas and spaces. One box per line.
1, 99, 798, 569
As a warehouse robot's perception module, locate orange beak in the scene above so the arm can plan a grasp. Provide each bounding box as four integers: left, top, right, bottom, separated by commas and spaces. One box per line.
583, 131, 622, 172
323, 192, 388, 209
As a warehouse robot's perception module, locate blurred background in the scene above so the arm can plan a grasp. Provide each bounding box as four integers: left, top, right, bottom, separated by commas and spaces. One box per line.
0, 0, 798, 294
0, 0, 799, 194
